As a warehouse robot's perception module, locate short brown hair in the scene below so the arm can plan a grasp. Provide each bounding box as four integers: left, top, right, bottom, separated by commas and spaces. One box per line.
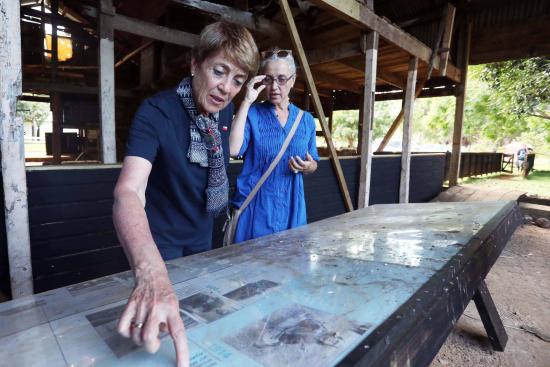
192, 22, 259, 76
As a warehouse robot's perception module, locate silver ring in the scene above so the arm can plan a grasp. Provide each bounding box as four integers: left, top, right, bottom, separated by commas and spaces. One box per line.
131, 321, 144, 329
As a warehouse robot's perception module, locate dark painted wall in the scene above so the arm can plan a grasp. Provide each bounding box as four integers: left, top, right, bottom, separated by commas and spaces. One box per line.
1, 154, 445, 296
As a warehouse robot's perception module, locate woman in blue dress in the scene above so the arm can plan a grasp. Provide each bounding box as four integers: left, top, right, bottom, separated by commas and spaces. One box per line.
229, 48, 319, 243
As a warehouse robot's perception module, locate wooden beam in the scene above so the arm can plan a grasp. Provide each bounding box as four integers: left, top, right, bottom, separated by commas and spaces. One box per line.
115, 40, 153, 68
23, 80, 133, 97
336, 58, 406, 89
358, 31, 378, 208
427, 5, 446, 80
171, 0, 284, 39
375, 85, 455, 101
427, 3, 455, 80
113, 13, 199, 48
439, 3, 456, 77
397, 10, 441, 29
306, 40, 361, 65
310, 69, 363, 92
399, 57, 418, 203
307, 0, 461, 83
377, 70, 406, 89
0, 0, 34, 297
99, 0, 117, 164
21, 7, 95, 33
473, 280, 509, 351
449, 21, 472, 186
58, 0, 93, 26
279, 0, 354, 212
376, 78, 426, 152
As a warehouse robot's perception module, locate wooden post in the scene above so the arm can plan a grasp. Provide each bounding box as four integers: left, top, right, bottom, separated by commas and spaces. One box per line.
327, 97, 334, 133
358, 31, 378, 208
50, 0, 62, 164
427, 3, 455, 80
140, 43, 156, 87
357, 90, 364, 155
51, 93, 62, 164
0, 0, 34, 297
51, 0, 59, 81
439, 3, 456, 77
99, 0, 117, 164
449, 20, 472, 186
279, 0, 354, 211
307, 0, 461, 83
376, 79, 426, 152
399, 57, 418, 203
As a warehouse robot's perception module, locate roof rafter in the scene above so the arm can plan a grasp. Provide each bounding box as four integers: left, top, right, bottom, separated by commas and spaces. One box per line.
307, 0, 461, 82
171, 0, 284, 39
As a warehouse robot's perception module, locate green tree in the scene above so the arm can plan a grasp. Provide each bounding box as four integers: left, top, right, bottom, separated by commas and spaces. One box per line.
330, 58, 550, 153
479, 57, 550, 120
332, 110, 359, 148
16, 101, 50, 138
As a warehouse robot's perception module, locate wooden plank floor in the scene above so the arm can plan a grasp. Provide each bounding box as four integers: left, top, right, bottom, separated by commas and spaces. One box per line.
432, 184, 526, 203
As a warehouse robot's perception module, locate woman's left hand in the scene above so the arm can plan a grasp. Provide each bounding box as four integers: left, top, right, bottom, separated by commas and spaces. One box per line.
289, 153, 318, 175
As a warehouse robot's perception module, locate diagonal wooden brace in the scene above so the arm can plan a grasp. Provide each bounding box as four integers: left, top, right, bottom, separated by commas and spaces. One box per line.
473, 280, 508, 351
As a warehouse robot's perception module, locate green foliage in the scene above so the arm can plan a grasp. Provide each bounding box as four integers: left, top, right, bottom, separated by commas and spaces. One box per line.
328, 58, 550, 153
478, 57, 550, 118
16, 100, 50, 127
373, 100, 401, 139
332, 110, 359, 148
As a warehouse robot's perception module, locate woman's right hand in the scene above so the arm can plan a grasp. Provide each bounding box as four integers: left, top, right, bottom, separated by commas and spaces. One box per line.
118, 266, 189, 367
244, 75, 266, 104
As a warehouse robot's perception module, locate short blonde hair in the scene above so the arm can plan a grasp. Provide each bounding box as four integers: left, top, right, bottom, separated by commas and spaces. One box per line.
192, 22, 259, 76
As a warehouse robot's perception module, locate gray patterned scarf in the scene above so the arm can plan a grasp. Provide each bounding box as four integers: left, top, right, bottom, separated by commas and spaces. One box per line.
176, 77, 228, 216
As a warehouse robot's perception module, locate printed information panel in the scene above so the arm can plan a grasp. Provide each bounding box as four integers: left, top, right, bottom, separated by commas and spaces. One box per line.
0, 201, 518, 366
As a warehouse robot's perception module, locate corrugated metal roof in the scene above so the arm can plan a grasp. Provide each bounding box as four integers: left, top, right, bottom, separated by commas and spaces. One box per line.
472, 0, 550, 28
376, 0, 550, 30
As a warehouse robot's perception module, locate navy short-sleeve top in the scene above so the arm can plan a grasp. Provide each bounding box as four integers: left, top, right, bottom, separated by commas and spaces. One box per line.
125, 87, 234, 253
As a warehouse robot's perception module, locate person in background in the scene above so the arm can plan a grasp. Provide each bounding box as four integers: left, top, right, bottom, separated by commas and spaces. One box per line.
516, 145, 527, 170
229, 48, 319, 243
112, 22, 258, 366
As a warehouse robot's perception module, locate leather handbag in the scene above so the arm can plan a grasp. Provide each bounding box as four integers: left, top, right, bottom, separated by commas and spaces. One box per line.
222, 109, 304, 247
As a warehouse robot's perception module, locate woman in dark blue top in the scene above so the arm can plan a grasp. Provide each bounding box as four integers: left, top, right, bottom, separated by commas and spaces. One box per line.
112, 22, 258, 365
229, 48, 319, 243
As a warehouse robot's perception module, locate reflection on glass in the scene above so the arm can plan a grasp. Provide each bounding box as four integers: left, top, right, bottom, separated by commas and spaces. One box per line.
346, 233, 375, 258
386, 230, 423, 267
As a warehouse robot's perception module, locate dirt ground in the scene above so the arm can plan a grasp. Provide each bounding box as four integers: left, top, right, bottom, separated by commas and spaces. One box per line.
430, 223, 550, 367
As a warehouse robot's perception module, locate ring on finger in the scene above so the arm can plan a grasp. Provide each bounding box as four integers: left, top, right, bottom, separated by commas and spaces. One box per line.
131, 320, 144, 329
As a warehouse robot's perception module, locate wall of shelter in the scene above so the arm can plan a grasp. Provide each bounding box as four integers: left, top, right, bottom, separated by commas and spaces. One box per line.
0, 153, 445, 297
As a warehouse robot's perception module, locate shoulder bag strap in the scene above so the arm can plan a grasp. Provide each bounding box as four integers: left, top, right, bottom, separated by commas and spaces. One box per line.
238, 109, 304, 213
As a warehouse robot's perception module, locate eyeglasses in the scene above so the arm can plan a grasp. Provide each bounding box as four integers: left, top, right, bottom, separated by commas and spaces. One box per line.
262, 74, 295, 86
261, 49, 292, 59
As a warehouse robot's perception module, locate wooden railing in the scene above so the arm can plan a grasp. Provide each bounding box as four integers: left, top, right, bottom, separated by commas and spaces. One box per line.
502, 153, 514, 173
444, 152, 504, 180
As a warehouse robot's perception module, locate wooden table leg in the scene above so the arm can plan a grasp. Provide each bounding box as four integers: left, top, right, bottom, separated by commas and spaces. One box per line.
473, 279, 508, 351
